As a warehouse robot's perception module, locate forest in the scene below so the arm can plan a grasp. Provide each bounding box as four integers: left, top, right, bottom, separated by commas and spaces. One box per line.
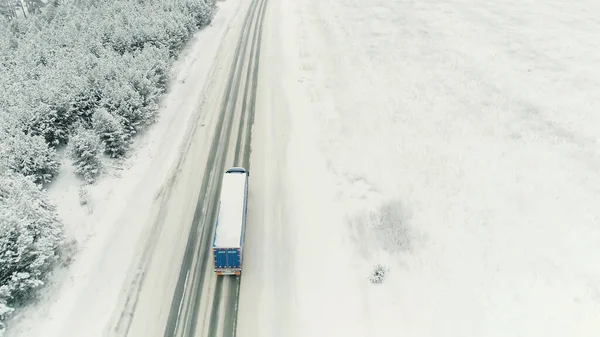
0, 0, 218, 333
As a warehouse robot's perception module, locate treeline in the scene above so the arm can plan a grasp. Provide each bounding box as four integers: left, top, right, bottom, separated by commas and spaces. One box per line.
0, 0, 217, 333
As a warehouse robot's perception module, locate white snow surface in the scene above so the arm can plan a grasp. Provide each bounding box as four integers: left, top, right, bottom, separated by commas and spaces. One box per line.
238, 0, 600, 336
4, 1, 241, 336
214, 172, 247, 248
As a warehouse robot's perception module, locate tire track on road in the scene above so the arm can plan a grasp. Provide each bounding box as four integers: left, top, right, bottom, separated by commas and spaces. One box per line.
233, 0, 263, 167
242, 0, 269, 171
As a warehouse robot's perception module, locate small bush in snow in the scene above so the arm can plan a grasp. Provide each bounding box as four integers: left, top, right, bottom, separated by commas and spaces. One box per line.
368, 200, 411, 253
78, 185, 90, 206
68, 127, 103, 184
369, 264, 388, 284
59, 238, 78, 268
0, 172, 65, 326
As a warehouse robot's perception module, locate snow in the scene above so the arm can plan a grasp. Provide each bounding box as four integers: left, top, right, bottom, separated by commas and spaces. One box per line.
214, 172, 247, 248
238, 0, 600, 336
4, 1, 242, 336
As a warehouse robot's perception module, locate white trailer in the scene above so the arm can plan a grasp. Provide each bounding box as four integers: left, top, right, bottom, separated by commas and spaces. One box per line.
212, 167, 249, 276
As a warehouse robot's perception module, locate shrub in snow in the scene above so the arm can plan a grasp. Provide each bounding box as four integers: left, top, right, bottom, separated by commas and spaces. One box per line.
368, 200, 411, 253
59, 238, 78, 267
68, 127, 103, 184
0, 130, 60, 185
0, 172, 65, 324
78, 186, 90, 207
77, 185, 94, 214
92, 108, 129, 158
369, 264, 388, 284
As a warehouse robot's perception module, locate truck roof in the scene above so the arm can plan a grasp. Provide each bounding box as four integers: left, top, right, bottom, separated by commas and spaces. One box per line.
213, 171, 247, 248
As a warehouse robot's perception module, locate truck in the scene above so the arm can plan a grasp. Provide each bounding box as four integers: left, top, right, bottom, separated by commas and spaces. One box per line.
212, 167, 249, 276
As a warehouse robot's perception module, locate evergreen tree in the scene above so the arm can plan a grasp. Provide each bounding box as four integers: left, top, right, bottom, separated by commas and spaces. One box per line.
92, 107, 128, 158
0, 171, 65, 319
67, 127, 103, 184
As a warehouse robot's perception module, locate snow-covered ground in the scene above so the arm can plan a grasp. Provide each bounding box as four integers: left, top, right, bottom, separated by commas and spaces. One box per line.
238, 0, 600, 336
4, 1, 242, 336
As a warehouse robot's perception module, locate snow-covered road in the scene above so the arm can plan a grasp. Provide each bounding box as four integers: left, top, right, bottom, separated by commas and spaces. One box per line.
238, 0, 600, 336
111, 0, 268, 336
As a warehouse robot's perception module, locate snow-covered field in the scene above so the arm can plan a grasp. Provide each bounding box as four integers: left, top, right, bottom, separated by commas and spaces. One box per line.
239, 0, 600, 336
5, 0, 600, 335
4, 2, 242, 336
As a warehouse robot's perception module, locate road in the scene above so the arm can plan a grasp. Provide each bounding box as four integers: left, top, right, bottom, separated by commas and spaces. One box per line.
106, 0, 269, 336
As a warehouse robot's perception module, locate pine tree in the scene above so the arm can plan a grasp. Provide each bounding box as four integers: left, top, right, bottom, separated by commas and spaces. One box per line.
67, 127, 103, 184
0, 171, 65, 317
0, 130, 60, 185
92, 107, 128, 158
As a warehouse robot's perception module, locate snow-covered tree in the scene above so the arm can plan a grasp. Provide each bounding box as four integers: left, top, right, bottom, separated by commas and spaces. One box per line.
127, 44, 170, 99
0, 0, 44, 19
67, 127, 102, 184
0, 171, 65, 321
100, 80, 147, 139
182, 0, 217, 27
22, 101, 76, 148
369, 264, 388, 284
92, 107, 128, 158
0, 130, 60, 185
24, 0, 45, 15
0, 0, 17, 20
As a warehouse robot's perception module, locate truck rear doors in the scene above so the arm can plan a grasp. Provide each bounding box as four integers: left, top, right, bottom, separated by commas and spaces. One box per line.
213, 248, 241, 275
